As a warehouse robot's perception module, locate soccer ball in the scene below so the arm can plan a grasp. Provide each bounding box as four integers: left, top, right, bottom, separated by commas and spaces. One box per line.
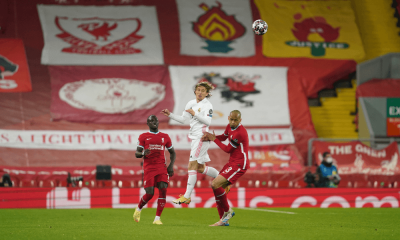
252, 19, 268, 35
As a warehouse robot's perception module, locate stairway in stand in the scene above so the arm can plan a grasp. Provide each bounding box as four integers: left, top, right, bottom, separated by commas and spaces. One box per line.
309, 79, 358, 139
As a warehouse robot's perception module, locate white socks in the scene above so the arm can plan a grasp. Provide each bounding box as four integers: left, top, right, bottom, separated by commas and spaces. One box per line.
184, 170, 197, 199
154, 216, 160, 221
202, 166, 219, 178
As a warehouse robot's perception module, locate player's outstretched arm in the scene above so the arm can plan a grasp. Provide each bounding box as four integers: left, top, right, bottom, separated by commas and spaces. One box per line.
161, 109, 170, 116
206, 131, 235, 153
167, 147, 176, 177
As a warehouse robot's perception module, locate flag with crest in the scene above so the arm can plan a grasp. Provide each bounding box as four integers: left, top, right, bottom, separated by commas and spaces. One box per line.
176, 0, 255, 57
37, 5, 164, 65
255, 0, 365, 61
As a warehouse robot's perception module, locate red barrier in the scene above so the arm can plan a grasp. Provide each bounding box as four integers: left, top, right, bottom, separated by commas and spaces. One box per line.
1, 187, 398, 209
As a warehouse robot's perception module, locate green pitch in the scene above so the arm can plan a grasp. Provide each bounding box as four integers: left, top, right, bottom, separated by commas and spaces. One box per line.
0, 208, 399, 240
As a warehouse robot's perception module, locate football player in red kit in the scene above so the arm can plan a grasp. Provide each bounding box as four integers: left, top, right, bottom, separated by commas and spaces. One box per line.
133, 115, 176, 225
203, 110, 249, 226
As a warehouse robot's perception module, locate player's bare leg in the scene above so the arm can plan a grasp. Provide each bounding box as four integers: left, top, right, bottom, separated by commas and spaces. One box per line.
173, 161, 198, 204
209, 175, 234, 226
134, 187, 154, 222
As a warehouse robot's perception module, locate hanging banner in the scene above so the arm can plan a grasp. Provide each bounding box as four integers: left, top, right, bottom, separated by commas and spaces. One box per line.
313, 141, 400, 176
0, 128, 294, 150
169, 66, 290, 126
0, 39, 31, 92
37, 5, 164, 65
49, 66, 173, 123
255, 0, 365, 61
387, 98, 400, 136
1, 187, 399, 209
248, 145, 303, 173
176, 0, 255, 57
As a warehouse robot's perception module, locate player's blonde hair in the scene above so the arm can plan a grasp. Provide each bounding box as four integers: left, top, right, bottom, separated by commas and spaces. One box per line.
194, 81, 214, 98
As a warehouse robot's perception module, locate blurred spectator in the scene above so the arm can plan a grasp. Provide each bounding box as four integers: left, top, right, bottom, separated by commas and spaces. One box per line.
303, 168, 317, 188
316, 152, 340, 188
0, 173, 13, 187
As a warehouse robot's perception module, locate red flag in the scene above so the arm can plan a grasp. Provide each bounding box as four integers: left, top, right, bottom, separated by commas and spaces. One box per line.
49, 66, 173, 123
0, 39, 31, 92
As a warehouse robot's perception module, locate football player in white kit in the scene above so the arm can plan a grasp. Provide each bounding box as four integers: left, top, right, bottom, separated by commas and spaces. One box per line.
161, 82, 220, 204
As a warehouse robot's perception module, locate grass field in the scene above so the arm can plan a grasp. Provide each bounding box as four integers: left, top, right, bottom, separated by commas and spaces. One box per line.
1, 208, 399, 240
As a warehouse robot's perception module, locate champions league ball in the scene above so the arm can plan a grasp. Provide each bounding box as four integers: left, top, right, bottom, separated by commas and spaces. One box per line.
252, 19, 268, 35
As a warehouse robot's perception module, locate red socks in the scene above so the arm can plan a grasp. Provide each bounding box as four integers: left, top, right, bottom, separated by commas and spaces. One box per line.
138, 193, 153, 209
213, 187, 229, 213
215, 200, 224, 219
156, 188, 167, 217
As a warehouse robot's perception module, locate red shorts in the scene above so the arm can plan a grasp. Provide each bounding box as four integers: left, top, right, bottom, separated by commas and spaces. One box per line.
219, 162, 247, 185
143, 168, 169, 189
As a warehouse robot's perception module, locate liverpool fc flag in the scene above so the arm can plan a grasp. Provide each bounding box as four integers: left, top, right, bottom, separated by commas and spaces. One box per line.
255, 0, 365, 61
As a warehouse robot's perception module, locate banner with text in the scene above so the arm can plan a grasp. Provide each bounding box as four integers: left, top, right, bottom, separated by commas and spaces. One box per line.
313, 141, 400, 176
176, 0, 255, 57
0, 128, 294, 150
38, 5, 164, 65
0, 39, 31, 92
387, 98, 400, 136
255, 0, 365, 61
49, 66, 173, 124
169, 66, 290, 126
1, 187, 398, 209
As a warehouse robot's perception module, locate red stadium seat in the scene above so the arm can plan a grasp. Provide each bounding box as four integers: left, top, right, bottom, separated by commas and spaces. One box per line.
97, 180, 116, 187
38, 180, 55, 188
19, 179, 36, 187
196, 180, 210, 188
117, 180, 136, 188
56, 179, 68, 187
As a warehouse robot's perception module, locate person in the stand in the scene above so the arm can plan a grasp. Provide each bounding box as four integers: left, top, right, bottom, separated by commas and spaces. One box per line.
0, 173, 13, 187
316, 152, 340, 188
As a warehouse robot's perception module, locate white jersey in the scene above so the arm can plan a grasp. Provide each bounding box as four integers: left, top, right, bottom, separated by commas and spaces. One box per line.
169, 98, 213, 140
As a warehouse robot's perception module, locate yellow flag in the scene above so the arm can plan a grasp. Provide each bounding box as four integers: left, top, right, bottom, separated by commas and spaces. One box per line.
255, 0, 365, 61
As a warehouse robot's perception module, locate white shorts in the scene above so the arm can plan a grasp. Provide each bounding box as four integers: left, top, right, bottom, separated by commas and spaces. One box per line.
189, 138, 211, 164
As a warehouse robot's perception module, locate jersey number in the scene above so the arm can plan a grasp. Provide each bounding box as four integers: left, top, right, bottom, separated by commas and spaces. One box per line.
223, 167, 232, 174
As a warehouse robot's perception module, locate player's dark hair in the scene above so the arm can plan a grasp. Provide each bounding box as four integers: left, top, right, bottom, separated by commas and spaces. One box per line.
194, 81, 214, 98
230, 110, 242, 118
322, 151, 330, 158
147, 115, 158, 121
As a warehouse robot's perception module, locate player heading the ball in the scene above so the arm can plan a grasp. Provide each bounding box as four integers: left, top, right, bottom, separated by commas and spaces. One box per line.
161, 81, 220, 205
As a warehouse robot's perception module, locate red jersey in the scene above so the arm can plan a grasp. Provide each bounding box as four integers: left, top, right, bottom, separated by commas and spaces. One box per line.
214, 124, 249, 170
138, 131, 173, 172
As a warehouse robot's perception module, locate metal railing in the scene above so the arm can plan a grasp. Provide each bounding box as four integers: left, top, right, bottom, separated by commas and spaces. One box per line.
307, 138, 400, 166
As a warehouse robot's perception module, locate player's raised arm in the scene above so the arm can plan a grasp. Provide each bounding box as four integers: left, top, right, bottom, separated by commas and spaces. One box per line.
163, 101, 193, 124
192, 107, 212, 126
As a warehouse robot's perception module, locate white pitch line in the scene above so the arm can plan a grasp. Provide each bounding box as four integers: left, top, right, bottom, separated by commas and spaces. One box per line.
238, 208, 296, 214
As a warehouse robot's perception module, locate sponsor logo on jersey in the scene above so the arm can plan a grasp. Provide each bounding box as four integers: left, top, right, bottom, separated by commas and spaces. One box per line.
149, 144, 163, 151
